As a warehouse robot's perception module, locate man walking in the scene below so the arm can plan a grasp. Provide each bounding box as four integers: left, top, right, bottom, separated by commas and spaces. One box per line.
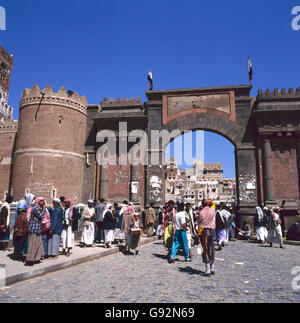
145, 202, 156, 237
168, 201, 191, 263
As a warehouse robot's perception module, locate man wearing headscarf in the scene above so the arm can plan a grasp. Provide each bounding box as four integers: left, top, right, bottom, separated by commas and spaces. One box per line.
26, 195, 37, 221
254, 206, 268, 244
61, 198, 75, 256
81, 200, 96, 247
48, 198, 64, 259
25, 197, 47, 265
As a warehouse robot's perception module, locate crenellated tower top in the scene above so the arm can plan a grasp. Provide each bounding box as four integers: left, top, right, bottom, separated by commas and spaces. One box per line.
20, 84, 88, 115
257, 87, 300, 100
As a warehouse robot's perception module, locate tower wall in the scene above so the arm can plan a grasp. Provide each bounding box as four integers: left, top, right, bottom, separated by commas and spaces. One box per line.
11, 84, 87, 203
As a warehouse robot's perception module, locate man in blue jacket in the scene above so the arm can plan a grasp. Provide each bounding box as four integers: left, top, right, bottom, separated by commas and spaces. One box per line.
48, 198, 64, 260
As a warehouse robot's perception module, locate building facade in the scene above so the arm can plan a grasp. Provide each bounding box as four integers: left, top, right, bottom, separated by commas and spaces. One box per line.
165, 158, 236, 205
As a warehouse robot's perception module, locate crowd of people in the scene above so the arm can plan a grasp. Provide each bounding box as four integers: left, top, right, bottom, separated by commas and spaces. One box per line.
155, 199, 290, 277
0, 194, 299, 273
157, 199, 234, 276
0, 195, 152, 266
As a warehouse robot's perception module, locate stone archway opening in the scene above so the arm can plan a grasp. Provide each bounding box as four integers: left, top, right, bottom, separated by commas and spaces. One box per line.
163, 130, 237, 208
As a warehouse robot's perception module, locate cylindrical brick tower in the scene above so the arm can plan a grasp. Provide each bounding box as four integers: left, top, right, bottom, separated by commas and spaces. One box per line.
11, 84, 87, 204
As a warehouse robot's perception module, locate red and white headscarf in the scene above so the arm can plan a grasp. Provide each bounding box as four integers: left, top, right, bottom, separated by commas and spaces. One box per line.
124, 205, 136, 215
26, 197, 46, 221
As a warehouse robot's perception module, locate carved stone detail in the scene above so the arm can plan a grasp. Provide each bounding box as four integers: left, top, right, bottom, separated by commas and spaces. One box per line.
167, 93, 231, 117
0, 119, 18, 133
275, 148, 294, 163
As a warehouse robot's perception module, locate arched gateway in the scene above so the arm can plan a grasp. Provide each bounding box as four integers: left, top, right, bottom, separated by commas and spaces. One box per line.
3, 83, 300, 224
144, 85, 257, 217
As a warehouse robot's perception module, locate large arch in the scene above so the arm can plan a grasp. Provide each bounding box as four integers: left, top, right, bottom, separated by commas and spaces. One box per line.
145, 85, 259, 216
161, 112, 243, 147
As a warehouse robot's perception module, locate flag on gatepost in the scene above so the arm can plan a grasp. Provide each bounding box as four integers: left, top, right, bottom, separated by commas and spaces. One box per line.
248, 56, 253, 83
147, 69, 153, 90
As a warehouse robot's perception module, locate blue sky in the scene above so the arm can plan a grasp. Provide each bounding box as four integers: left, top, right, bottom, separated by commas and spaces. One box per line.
1, 0, 300, 178
165, 131, 235, 177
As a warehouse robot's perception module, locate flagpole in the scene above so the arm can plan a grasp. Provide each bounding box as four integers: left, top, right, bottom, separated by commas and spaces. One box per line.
248, 55, 253, 84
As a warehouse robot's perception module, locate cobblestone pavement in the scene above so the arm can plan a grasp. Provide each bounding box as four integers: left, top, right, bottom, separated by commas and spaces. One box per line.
0, 240, 299, 303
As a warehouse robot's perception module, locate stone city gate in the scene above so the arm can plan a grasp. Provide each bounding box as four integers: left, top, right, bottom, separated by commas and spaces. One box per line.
68, 84, 300, 222
3, 83, 300, 224
144, 85, 257, 217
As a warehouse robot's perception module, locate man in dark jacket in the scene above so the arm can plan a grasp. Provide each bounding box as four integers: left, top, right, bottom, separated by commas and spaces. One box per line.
95, 199, 106, 243
103, 204, 115, 248
48, 198, 64, 259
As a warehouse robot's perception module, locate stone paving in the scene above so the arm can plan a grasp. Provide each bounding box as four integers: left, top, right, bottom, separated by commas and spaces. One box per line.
0, 240, 299, 303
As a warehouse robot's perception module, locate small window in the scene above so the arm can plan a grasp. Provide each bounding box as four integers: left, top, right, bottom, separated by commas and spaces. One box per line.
3, 191, 8, 201
51, 188, 57, 199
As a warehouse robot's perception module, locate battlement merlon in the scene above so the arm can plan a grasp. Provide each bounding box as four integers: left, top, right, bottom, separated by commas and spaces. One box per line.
19, 84, 88, 115
100, 96, 142, 107
257, 87, 300, 100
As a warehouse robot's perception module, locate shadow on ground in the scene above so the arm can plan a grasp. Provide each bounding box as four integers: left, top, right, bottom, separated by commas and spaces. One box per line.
178, 266, 207, 276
